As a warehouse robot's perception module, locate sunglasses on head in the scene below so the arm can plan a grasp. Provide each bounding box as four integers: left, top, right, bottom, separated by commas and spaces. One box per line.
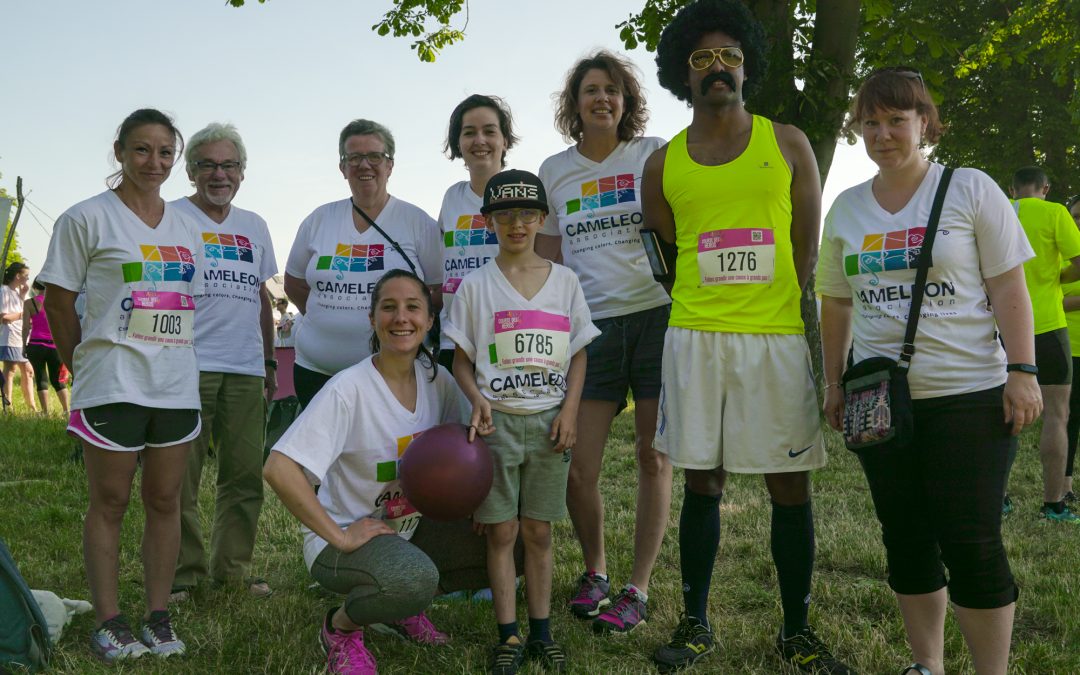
867, 66, 925, 88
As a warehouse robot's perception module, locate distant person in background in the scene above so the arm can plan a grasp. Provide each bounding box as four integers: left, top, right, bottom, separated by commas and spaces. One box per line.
23, 277, 69, 414
1061, 193, 1080, 505
40, 108, 202, 662
170, 122, 279, 604
2, 261, 36, 413
436, 94, 517, 371
535, 51, 672, 634
1007, 166, 1080, 522
275, 297, 296, 348
284, 119, 442, 407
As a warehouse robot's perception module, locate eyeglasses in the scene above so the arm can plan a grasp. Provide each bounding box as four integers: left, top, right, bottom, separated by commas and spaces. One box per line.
342, 152, 392, 167
194, 160, 242, 174
867, 66, 925, 88
491, 208, 542, 226
688, 47, 744, 71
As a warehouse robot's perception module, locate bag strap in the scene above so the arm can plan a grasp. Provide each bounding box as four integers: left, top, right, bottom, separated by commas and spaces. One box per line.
898, 166, 954, 369
349, 199, 418, 276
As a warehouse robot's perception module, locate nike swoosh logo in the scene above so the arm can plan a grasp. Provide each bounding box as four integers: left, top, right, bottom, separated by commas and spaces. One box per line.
788, 445, 813, 458
92, 421, 107, 427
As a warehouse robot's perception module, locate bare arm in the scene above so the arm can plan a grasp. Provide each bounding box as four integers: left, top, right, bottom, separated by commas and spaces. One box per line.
1064, 296, 1080, 312
1061, 256, 1080, 284
984, 265, 1043, 434
43, 285, 80, 370
819, 295, 854, 431
452, 346, 493, 442
21, 300, 34, 349
642, 146, 675, 245
260, 283, 277, 401
284, 272, 310, 315
776, 123, 822, 291
550, 349, 586, 452
535, 234, 562, 263
263, 451, 393, 553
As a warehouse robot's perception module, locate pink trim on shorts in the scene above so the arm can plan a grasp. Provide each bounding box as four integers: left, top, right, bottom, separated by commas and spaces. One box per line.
67, 410, 143, 452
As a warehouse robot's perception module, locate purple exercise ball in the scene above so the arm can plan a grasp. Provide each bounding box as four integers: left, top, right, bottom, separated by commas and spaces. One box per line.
398, 423, 494, 521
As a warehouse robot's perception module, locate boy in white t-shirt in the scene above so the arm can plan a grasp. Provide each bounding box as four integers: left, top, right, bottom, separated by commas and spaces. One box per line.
444, 170, 599, 675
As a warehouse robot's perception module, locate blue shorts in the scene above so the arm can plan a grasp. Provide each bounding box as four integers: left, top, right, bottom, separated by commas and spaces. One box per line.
0, 346, 27, 363
581, 304, 669, 406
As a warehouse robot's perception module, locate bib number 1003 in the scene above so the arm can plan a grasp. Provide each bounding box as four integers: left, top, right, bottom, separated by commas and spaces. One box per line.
151, 313, 185, 335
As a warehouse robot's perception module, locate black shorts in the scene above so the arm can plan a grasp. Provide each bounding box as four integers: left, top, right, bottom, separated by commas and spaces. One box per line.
581, 304, 669, 406
68, 403, 201, 452
1034, 327, 1071, 385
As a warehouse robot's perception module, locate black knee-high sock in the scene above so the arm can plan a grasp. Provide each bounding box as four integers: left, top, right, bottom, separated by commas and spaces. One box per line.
771, 500, 814, 637
680, 487, 721, 625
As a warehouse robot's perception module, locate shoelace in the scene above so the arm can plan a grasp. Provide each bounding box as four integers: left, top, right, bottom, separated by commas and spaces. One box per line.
492, 642, 522, 667
146, 616, 177, 644
787, 630, 835, 659
572, 575, 602, 603
531, 642, 566, 666
101, 619, 138, 646
670, 619, 706, 647
331, 631, 375, 669
608, 591, 641, 619
395, 614, 444, 642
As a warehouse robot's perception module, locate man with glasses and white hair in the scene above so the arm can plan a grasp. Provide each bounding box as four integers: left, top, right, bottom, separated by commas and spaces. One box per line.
171, 122, 279, 602
641, 1, 851, 672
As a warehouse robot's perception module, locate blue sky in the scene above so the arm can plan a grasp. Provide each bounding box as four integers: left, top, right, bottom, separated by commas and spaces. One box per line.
3, 0, 876, 272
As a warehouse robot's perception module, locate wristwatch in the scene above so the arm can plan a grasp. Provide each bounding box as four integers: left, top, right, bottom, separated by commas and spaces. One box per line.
1006, 363, 1038, 375
264, 358, 278, 370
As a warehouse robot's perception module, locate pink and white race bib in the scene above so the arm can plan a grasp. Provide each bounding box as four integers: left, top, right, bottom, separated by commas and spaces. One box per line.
127, 291, 195, 347
697, 228, 775, 285
493, 310, 570, 370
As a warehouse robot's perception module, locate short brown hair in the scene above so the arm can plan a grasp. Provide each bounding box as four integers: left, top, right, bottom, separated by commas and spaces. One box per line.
554, 51, 648, 144
846, 68, 943, 144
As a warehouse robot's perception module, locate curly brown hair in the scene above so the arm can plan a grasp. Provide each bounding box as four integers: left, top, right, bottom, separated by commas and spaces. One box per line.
554, 51, 648, 144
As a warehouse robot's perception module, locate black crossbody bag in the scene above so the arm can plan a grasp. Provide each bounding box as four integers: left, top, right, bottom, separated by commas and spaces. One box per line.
350, 199, 441, 354
841, 167, 954, 451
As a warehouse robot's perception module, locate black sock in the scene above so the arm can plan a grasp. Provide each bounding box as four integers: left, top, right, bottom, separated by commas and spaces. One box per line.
771, 500, 814, 638
527, 616, 551, 644
497, 621, 520, 643
1044, 501, 1065, 514
679, 487, 721, 628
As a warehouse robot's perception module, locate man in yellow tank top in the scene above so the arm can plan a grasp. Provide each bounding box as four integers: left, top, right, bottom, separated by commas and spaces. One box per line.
643, 2, 851, 673
1005, 166, 1080, 522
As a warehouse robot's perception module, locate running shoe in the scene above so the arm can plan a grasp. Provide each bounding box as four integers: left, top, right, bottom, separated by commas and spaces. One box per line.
652, 616, 714, 673
320, 609, 376, 675
1039, 504, 1080, 524
568, 571, 610, 619
776, 626, 853, 674
371, 611, 449, 645
90, 614, 150, 662
525, 639, 567, 672
140, 610, 186, 657
593, 586, 647, 634
1064, 490, 1077, 505
489, 635, 525, 675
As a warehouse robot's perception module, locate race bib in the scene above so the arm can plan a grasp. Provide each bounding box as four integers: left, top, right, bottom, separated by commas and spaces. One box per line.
442, 276, 463, 294
127, 291, 195, 347
493, 310, 570, 370
697, 228, 775, 285
381, 495, 421, 534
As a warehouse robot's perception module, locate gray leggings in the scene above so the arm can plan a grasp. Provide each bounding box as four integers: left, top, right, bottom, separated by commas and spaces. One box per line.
310, 518, 490, 626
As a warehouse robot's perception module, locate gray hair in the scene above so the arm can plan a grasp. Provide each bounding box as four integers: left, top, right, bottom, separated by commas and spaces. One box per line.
185, 122, 248, 175
338, 119, 395, 160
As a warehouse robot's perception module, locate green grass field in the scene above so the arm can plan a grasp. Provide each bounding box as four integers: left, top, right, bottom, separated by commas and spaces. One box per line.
1, 376, 1077, 674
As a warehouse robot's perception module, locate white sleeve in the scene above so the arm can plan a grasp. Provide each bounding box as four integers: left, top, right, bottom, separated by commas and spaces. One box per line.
815, 206, 851, 298
443, 277, 477, 360
415, 211, 443, 286
257, 216, 279, 282
285, 214, 315, 278
962, 169, 1035, 278
567, 271, 601, 355
189, 226, 206, 297
436, 369, 470, 425
39, 209, 90, 292
272, 385, 352, 484
538, 156, 561, 237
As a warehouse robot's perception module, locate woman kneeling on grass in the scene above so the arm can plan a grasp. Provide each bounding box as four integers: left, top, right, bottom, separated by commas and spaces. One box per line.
264, 269, 490, 675
818, 68, 1041, 675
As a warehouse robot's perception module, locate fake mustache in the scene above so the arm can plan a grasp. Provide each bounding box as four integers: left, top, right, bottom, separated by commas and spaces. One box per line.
701, 71, 736, 96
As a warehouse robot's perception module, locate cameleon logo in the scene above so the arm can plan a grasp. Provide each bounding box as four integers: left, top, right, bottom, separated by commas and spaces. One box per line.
376, 431, 423, 482
844, 227, 929, 276
565, 174, 636, 215
122, 245, 196, 283
444, 215, 497, 248
316, 243, 385, 276
203, 232, 254, 267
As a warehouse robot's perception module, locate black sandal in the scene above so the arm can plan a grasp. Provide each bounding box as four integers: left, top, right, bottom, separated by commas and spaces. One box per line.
902, 664, 932, 675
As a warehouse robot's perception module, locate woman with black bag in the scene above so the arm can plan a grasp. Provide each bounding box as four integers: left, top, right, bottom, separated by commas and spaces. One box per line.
817, 69, 1042, 675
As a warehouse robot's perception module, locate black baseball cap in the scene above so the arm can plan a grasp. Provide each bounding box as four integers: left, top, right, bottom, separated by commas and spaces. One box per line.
481, 169, 549, 215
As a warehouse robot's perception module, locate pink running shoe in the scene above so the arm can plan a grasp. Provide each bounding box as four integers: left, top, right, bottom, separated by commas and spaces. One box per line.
320, 610, 377, 675
375, 612, 449, 645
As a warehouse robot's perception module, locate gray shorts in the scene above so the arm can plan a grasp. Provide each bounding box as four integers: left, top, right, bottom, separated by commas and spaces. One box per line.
474, 406, 572, 524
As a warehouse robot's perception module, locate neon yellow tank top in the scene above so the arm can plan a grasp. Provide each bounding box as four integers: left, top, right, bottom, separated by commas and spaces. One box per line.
663, 115, 803, 333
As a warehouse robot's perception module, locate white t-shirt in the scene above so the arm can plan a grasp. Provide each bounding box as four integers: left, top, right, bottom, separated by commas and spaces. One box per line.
539, 138, 671, 319
38, 190, 204, 409
817, 164, 1035, 398
443, 260, 600, 414
0, 286, 22, 349
286, 197, 442, 375
173, 198, 278, 377
271, 357, 468, 570
438, 181, 499, 351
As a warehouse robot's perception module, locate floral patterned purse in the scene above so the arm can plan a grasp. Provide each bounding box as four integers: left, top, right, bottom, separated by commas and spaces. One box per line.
841, 168, 954, 452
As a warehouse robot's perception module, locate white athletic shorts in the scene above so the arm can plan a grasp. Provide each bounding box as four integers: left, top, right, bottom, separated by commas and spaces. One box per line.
654, 328, 824, 473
